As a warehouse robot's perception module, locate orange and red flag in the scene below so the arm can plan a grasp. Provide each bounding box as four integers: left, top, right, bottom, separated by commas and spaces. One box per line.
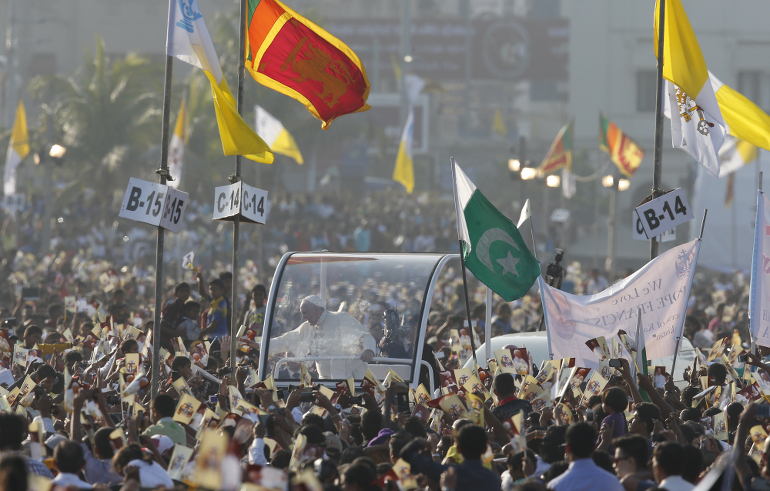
245, 0, 371, 129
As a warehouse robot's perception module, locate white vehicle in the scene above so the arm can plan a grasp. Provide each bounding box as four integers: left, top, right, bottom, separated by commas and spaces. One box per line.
464, 331, 696, 388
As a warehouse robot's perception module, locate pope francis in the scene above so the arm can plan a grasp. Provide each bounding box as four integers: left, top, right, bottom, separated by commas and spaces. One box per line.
268, 295, 376, 379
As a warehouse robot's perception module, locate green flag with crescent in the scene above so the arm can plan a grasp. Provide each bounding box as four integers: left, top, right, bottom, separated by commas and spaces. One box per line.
451, 158, 540, 301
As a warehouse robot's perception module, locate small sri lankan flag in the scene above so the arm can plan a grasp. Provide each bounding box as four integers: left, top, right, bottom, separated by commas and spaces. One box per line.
599, 114, 645, 177
538, 120, 573, 176
245, 0, 371, 129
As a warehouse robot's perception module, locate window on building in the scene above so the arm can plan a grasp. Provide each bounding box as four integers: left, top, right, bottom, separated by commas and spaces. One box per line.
738, 70, 763, 109
636, 70, 657, 112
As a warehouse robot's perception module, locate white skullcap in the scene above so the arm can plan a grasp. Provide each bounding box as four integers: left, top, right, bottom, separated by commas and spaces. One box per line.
302, 295, 324, 308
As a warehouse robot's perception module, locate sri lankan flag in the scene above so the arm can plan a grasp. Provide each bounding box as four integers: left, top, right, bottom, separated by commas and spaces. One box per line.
538, 120, 572, 175
599, 114, 645, 177
245, 0, 371, 129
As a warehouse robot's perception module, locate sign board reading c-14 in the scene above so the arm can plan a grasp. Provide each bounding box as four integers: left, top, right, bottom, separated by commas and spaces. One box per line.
212, 181, 268, 224
118, 178, 189, 232
634, 188, 694, 239
632, 213, 675, 242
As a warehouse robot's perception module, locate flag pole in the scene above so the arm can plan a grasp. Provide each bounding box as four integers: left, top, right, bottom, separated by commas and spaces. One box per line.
650, 0, 666, 260
458, 241, 479, 366
151, 53, 174, 399
229, 0, 247, 367
753, 173, 763, 356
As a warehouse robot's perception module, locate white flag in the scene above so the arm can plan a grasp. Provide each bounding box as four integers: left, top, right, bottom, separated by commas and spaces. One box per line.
561, 167, 576, 199
750, 191, 770, 347
665, 80, 725, 176
541, 239, 700, 367
182, 251, 195, 270
516, 199, 531, 229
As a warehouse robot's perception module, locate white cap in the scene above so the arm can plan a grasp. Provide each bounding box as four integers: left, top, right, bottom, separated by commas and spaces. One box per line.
302, 295, 324, 308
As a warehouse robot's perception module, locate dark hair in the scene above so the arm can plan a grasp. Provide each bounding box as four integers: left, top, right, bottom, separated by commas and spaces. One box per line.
0, 455, 27, 491
24, 325, 42, 337
679, 423, 698, 445
151, 394, 176, 418
113, 288, 125, 297
601, 387, 628, 413
0, 414, 27, 450
681, 386, 700, 407
566, 423, 595, 459
343, 463, 381, 491
298, 424, 326, 445
681, 445, 703, 483
653, 442, 684, 477
592, 451, 613, 473
542, 460, 569, 483
271, 449, 291, 469
541, 425, 567, 464
93, 427, 116, 459
302, 413, 326, 433
51, 373, 64, 394
171, 356, 191, 372
120, 339, 138, 354
210, 278, 226, 290
361, 409, 383, 441
389, 431, 414, 459
340, 446, 367, 465
253, 284, 267, 296
586, 395, 603, 408
112, 444, 151, 476
218, 271, 233, 281
493, 373, 515, 397
707, 363, 727, 385
64, 351, 83, 365
681, 407, 702, 423
35, 364, 56, 383
184, 300, 201, 312
47, 304, 63, 316
456, 424, 487, 460
726, 402, 743, 423
175, 282, 191, 294
702, 407, 722, 418
633, 402, 661, 434
612, 435, 649, 471
403, 417, 427, 439
54, 440, 85, 474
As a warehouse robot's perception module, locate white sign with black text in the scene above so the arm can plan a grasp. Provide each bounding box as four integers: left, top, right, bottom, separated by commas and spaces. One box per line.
634, 188, 694, 239
1, 194, 25, 213
212, 181, 268, 224
118, 178, 188, 231
632, 213, 675, 242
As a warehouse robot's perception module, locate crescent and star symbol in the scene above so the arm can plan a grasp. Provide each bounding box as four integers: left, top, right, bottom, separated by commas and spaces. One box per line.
475, 228, 520, 277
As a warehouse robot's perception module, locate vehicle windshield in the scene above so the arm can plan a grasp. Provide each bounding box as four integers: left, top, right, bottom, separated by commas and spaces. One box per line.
263, 253, 444, 382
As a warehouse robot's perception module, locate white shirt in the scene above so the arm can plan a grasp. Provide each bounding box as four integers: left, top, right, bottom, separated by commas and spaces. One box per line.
52, 472, 93, 489
659, 475, 695, 491
269, 310, 376, 379
547, 458, 624, 491
248, 437, 268, 466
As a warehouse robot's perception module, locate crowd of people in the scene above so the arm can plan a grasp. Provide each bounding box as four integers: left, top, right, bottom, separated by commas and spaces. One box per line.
0, 187, 762, 491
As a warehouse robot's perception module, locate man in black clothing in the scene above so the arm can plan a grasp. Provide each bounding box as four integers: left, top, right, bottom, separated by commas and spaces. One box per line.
400, 424, 501, 491
491, 373, 533, 420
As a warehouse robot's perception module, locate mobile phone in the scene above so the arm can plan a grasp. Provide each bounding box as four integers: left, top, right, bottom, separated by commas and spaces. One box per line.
209, 395, 218, 405
756, 404, 770, 418
586, 409, 594, 421
349, 396, 362, 405
300, 392, 315, 403
608, 359, 622, 368
395, 393, 409, 413
738, 355, 747, 363
137, 409, 144, 421
276, 389, 285, 400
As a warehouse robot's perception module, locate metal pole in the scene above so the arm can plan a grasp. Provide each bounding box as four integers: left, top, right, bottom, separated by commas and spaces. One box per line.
399, 0, 411, 128
605, 181, 617, 274
484, 287, 492, 362
229, 0, 248, 367
4, 0, 17, 127
151, 55, 174, 399
457, 240, 478, 366
651, 0, 666, 260
40, 111, 53, 255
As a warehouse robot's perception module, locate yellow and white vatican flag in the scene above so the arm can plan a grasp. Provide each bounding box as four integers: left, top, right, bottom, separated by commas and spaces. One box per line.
168, 98, 187, 189
3, 101, 29, 196
710, 71, 770, 151
166, 0, 273, 163
656, 0, 725, 176
718, 135, 758, 178
254, 105, 303, 165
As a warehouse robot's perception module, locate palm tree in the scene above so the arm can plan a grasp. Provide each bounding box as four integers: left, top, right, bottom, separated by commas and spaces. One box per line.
28, 36, 164, 205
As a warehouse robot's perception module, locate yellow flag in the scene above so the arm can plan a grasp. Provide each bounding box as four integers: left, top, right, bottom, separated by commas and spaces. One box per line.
492, 108, 507, 136
393, 109, 415, 194
3, 100, 29, 195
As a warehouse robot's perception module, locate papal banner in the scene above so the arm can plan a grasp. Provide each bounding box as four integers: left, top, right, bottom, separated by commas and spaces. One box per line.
750, 191, 770, 347
541, 238, 700, 367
